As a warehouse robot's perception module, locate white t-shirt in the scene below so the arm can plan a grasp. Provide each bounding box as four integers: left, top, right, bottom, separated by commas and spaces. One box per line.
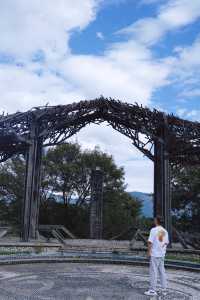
148, 225, 169, 257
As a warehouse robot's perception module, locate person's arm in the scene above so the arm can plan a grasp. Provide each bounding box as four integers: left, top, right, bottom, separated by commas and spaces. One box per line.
147, 241, 152, 257
162, 231, 169, 248
147, 229, 154, 257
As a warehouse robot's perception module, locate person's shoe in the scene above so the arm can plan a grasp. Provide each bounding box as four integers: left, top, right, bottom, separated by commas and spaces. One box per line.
144, 290, 158, 296
156, 288, 167, 296
161, 289, 167, 296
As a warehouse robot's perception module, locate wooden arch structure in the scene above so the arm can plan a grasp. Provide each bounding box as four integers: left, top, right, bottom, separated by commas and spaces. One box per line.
0, 97, 200, 241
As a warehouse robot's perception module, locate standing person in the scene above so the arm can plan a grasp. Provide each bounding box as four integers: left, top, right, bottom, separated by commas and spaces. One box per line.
144, 216, 169, 297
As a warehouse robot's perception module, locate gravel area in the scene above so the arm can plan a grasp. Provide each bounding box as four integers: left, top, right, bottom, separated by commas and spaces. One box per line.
0, 262, 199, 299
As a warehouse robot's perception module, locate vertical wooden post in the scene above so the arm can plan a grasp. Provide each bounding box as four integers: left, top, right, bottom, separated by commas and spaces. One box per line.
154, 125, 172, 243
22, 121, 43, 241
90, 168, 103, 239
154, 137, 164, 218
163, 149, 172, 244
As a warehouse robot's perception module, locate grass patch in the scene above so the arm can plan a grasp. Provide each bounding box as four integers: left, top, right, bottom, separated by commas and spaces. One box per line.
0, 250, 32, 255
166, 255, 200, 264
34, 246, 44, 254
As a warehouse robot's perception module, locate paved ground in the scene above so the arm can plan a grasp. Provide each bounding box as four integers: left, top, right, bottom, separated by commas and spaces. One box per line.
0, 263, 199, 299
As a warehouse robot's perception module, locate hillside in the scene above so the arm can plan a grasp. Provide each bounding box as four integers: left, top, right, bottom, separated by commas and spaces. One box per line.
129, 191, 153, 217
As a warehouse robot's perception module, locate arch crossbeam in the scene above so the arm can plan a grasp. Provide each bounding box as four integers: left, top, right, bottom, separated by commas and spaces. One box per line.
1, 97, 200, 164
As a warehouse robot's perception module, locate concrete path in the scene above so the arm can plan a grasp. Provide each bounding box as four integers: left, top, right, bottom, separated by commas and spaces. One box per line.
0, 263, 199, 299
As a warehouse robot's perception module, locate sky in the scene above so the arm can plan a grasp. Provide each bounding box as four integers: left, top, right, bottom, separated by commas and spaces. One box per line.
0, 0, 200, 192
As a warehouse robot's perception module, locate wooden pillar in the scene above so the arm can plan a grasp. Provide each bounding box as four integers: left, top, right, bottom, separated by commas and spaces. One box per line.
90, 168, 103, 239
154, 126, 172, 243
22, 121, 43, 241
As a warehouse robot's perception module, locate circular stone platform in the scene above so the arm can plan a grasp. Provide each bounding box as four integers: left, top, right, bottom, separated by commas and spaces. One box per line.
0, 263, 199, 299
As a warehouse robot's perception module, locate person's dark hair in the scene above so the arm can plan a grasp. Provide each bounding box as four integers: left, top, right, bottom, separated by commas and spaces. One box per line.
156, 215, 164, 226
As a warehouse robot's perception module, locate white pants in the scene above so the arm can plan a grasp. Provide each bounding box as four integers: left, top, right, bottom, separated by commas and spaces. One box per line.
149, 256, 167, 291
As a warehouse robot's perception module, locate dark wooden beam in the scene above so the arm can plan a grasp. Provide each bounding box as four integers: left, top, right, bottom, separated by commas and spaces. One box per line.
21, 122, 43, 241
154, 125, 172, 244
90, 169, 103, 239
1, 97, 200, 166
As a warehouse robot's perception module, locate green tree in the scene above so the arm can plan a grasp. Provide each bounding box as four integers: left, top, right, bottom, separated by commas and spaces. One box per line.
0, 143, 141, 239
42, 143, 82, 205
42, 144, 127, 206
41, 143, 141, 238
171, 165, 200, 232
103, 189, 141, 239
0, 155, 25, 226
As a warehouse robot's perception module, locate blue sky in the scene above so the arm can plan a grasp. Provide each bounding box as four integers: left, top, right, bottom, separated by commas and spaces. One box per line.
0, 0, 200, 191
70, 1, 155, 55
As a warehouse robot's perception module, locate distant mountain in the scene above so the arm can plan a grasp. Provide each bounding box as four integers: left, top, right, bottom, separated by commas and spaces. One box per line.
129, 191, 153, 217
47, 190, 153, 217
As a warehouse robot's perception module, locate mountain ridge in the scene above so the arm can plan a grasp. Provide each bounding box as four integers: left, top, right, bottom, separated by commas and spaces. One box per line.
129, 191, 153, 217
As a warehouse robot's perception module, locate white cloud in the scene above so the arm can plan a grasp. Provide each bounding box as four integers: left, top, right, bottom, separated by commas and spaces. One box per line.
101, 0, 128, 6
118, 0, 200, 45
176, 108, 187, 118
0, 0, 101, 60
124, 160, 153, 192
159, 0, 200, 28
96, 31, 104, 40
174, 37, 200, 71
180, 89, 200, 98
1, 0, 191, 112
187, 110, 200, 119
141, 0, 164, 4
168, 37, 200, 99
69, 124, 154, 192
176, 107, 200, 121
0, 64, 85, 113
60, 40, 171, 105
0, 0, 172, 110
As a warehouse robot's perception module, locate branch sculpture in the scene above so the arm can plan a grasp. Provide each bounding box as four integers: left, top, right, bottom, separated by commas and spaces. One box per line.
0, 97, 200, 165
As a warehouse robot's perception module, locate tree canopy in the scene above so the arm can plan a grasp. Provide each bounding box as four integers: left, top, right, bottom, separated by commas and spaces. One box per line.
171, 165, 200, 233
0, 143, 141, 239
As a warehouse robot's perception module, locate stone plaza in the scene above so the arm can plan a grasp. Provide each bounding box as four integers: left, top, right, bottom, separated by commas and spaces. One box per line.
0, 262, 199, 299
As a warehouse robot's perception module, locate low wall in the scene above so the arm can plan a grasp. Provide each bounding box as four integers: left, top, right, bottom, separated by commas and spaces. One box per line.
0, 242, 61, 255
61, 239, 200, 262
0, 239, 199, 262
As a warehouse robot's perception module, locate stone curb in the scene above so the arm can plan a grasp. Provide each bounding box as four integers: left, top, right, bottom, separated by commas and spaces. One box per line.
0, 254, 199, 272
